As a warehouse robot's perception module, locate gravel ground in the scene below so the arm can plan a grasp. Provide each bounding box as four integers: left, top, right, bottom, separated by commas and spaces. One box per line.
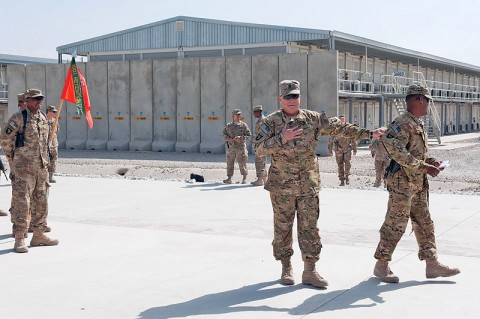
44, 137, 480, 195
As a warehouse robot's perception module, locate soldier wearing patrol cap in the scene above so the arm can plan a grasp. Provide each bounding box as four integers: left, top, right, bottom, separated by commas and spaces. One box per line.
373, 84, 460, 283
221, 109, 251, 184
254, 80, 385, 288
17, 92, 27, 111
46, 105, 59, 183
328, 115, 357, 186
0, 89, 59, 253
251, 105, 267, 186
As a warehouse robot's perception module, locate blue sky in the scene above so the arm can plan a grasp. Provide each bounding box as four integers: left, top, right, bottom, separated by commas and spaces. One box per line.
3, 0, 480, 66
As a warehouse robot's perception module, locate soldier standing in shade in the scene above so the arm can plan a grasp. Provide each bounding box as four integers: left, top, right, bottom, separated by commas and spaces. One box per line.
369, 138, 390, 187
46, 105, 59, 183
0, 89, 58, 253
373, 84, 460, 283
251, 105, 267, 186
254, 80, 384, 288
221, 109, 251, 184
328, 116, 357, 186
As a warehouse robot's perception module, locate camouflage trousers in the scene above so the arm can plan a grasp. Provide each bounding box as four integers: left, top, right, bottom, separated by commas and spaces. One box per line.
226, 147, 248, 177
270, 193, 322, 262
48, 146, 58, 173
335, 150, 352, 180
374, 179, 437, 261
11, 161, 49, 237
374, 159, 390, 184
254, 154, 266, 178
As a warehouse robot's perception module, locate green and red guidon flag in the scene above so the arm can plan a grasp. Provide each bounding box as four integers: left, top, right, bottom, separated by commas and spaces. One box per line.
60, 56, 93, 129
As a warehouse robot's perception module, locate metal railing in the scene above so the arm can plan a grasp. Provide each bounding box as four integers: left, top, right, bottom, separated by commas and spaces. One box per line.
413, 72, 442, 144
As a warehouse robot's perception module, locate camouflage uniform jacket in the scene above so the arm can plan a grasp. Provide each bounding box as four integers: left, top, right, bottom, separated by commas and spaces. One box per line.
0, 108, 50, 168
328, 134, 357, 153
222, 121, 251, 149
369, 140, 390, 161
255, 109, 370, 195
382, 111, 436, 191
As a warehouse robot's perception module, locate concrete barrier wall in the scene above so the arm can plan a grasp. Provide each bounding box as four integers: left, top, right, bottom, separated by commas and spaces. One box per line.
130, 60, 153, 151
45, 64, 66, 148
176, 58, 200, 152
200, 57, 226, 153
152, 59, 177, 152
107, 61, 130, 150
86, 62, 108, 150
227, 56, 253, 153
16, 52, 475, 154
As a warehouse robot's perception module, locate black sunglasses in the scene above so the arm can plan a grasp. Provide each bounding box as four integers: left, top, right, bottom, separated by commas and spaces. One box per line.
32, 96, 44, 101
283, 94, 300, 100
415, 96, 430, 103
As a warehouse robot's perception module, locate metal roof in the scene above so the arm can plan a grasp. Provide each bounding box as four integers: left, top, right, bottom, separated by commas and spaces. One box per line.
56, 16, 330, 55
56, 16, 480, 75
0, 53, 57, 65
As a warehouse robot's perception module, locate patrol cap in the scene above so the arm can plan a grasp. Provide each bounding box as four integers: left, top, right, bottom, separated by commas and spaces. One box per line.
232, 109, 241, 115
252, 105, 263, 112
279, 80, 300, 97
17, 93, 25, 102
406, 84, 432, 99
47, 105, 57, 112
24, 88, 45, 99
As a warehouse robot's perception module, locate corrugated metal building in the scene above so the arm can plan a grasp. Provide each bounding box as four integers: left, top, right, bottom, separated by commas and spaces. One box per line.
55, 16, 480, 141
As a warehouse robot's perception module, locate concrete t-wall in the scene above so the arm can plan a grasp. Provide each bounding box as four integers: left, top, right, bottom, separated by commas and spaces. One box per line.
6, 52, 342, 155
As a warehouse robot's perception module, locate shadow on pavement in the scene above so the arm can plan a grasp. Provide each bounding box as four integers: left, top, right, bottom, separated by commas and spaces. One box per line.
137, 278, 457, 319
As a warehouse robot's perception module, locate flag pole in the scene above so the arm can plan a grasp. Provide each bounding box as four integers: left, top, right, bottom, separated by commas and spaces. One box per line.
49, 99, 64, 145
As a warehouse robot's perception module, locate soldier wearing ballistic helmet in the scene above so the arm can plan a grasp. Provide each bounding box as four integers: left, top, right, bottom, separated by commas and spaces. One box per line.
221, 109, 251, 184
251, 105, 267, 186
373, 84, 460, 283
254, 80, 384, 288
0, 89, 59, 253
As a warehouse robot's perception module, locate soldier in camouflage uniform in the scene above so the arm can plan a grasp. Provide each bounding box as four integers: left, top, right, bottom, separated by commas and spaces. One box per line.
0, 92, 28, 218
369, 139, 390, 187
328, 116, 357, 186
46, 105, 59, 183
251, 105, 267, 186
373, 84, 460, 283
0, 89, 59, 253
221, 109, 251, 184
254, 80, 384, 288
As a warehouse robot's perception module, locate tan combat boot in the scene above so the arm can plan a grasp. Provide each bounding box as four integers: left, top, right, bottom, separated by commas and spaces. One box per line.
0, 209, 8, 216
345, 177, 350, 185
28, 225, 51, 233
223, 177, 232, 184
373, 182, 381, 187
241, 176, 247, 184
426, 259, 460, 279
14, 235, 29, 253
251, 177, 264, 186
373, 259, 399, 283
280, 259, 294, 285
30, 232, 59, 247
302, 261, 329, 288
49, 172, 56, 183
339, 180, 345, 186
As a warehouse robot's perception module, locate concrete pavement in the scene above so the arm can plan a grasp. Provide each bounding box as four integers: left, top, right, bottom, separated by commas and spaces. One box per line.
0, 176, 479, 319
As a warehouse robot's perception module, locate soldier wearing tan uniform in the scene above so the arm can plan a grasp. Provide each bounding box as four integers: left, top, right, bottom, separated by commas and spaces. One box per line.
369, 139, 390, 187
0, 89, 59, 253
254, 80, 384, 288
46, 105, 59, 183
328, 116, 357, 186
1, 92, 29, 218
373, 84, 460, 283
221, 109, 251, 184
251, 105, 267, 186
